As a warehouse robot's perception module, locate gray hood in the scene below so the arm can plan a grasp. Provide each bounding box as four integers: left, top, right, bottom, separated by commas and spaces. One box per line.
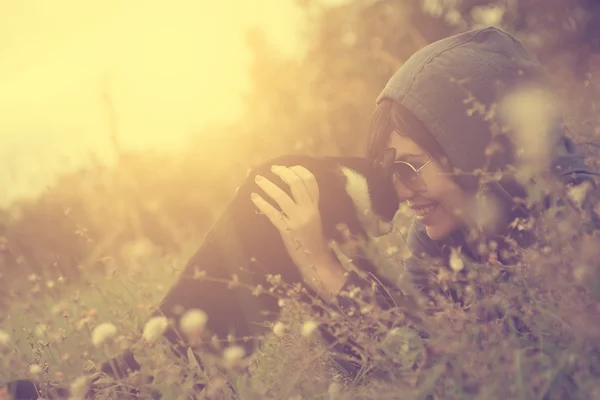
378, 27, 600, 265
377, 27, 595, 193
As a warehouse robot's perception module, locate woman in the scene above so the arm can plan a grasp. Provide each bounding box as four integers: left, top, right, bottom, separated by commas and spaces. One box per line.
253, 26, 600, 298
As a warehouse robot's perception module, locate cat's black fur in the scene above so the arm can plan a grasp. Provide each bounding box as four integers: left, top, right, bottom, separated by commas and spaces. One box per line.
155, 155, 399, 355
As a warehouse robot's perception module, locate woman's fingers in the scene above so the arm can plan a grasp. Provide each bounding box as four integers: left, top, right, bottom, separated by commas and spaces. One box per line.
250, 192, 289, 232
254, 174, 297, 215
288, 165, 320, 204
270, 165, 312, 205
252, 165, 320, 233
271, 165, 319, 206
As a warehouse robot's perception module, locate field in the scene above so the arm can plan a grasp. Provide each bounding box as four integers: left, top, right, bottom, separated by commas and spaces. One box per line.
3, 1, 600, 399
3, 201, 600, 399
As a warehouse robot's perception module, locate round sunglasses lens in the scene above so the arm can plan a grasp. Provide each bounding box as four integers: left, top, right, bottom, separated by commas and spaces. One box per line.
393, 163, 427, 192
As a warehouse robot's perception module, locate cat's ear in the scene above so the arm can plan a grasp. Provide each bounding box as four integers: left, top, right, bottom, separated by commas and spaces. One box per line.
373, 148, 396, 170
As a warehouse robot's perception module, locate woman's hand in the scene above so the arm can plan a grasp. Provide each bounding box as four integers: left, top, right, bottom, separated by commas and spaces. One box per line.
250, 165, 347, 300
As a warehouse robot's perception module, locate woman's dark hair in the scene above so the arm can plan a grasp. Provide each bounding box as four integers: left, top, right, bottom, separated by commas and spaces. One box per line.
365, 99, 450, 169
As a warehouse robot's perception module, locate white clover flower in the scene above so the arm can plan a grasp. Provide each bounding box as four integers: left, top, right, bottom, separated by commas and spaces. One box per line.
301, 320, 319, 337
567, 182, 591, 208
401, 247, 413, 260
0, 329, 10, 346
29, 364, 43, 375
471, 5, 505, 26
360, 305, 373, 315
272, 322, 286, 337
328, 381, 342, 400
91, 322, 117, 347
142, 316, 168, 343
449, 250, 464, 272
223, 345, 245, 366
422, 0, 443, 18
445, 9, 462, 26
500, 86, 559, 171
179, 309, 208, 339
69, 375, 91, 400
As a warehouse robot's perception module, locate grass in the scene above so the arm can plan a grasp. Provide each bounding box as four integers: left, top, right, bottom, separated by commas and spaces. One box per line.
2, 204, 600, 399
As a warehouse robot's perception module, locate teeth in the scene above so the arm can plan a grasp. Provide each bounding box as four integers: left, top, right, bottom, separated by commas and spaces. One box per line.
414, 204, 436, 217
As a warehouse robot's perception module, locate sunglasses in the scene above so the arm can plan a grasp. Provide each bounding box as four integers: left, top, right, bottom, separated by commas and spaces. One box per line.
373, 147, 432, 193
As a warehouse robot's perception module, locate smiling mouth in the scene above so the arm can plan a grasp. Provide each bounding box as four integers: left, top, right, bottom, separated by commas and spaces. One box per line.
411, 203, 438, 219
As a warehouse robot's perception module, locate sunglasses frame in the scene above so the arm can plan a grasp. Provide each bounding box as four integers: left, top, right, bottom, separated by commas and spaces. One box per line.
374, 147, 432, 193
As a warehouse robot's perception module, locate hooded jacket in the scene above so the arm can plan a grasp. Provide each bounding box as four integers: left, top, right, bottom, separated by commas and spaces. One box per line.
373, 27, 600, 282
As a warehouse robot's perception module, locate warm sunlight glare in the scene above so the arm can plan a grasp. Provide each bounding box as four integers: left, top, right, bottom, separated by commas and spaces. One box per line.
0, 0, 304, 206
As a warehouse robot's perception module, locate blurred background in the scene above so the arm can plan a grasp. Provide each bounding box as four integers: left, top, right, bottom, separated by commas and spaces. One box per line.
1, 0, 600, 303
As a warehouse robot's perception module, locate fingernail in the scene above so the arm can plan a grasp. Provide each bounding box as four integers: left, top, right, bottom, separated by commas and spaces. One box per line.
271, 165, 280, 171
255, 175, 263, 181
250, 192, 258, 200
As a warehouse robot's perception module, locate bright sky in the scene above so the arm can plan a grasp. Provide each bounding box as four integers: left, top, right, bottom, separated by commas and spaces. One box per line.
0, 0, 305, 206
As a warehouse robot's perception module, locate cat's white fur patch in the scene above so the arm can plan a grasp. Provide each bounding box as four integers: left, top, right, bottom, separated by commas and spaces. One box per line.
340, 166, 393, 237
340, 166, 373, 218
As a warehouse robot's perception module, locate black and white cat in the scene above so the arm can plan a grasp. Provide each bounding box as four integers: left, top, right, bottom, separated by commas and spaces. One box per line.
155, 154, 400, 355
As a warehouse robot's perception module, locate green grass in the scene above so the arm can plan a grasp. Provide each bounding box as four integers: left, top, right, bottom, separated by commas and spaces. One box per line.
2, 217, 600, 399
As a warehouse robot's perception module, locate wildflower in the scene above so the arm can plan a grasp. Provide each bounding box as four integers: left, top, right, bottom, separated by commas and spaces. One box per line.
328, 381, 342, 400
223, 345, 245, 367
301, 320, 319, 337
272, 322, 286, 337
445, 9, 462, 26
471, 5, 505, 26
29, 364, 43, 375
142, 316, 169, 343
449, 249, 464, 272
0, 329, 10, 346
180, 309, 208, 341
69, 376, 91, 400
567, 181, 591, 208
360, 305, 373, 315
91, 322, 117, 347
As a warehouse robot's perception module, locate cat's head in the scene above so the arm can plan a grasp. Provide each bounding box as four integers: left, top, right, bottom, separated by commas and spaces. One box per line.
337, 154, 400, 238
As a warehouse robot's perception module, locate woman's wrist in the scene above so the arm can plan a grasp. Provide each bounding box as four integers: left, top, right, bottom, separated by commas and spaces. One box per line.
308, 252, 348, 302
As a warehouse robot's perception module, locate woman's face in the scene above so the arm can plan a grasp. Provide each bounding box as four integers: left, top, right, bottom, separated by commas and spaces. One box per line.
387, 132, 469, 241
